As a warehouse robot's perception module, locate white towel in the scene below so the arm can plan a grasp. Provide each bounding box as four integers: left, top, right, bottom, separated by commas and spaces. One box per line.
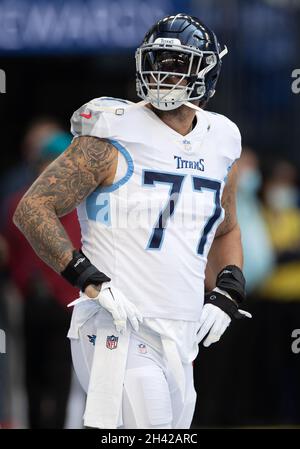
83, 323, 130, 429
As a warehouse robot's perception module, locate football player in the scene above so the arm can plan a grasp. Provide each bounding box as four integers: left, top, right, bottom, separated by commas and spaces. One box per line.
14, 14, 251, 429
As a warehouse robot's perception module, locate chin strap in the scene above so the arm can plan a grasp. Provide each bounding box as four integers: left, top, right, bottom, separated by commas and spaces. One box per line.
183, 101, 202, 112
132, 98, 203, 113
219, 45, 228, 60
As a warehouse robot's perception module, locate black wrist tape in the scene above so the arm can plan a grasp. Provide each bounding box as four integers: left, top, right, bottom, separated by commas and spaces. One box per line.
204, 291, 241, 320
216, 265, 246, 305
61, 250, 111, 292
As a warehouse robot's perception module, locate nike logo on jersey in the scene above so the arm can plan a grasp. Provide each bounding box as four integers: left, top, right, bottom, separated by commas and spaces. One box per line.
174, 155, 205, 171
80, 112, 92, 119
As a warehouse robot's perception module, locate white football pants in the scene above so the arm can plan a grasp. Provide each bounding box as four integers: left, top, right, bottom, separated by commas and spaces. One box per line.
70, 313, 197, 429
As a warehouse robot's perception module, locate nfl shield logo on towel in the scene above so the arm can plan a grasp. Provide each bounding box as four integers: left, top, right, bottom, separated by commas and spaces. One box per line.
106, 335, 118, 350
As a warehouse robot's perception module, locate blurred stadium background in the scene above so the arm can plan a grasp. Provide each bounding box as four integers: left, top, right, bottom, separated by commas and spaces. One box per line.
0, 0, 300, 429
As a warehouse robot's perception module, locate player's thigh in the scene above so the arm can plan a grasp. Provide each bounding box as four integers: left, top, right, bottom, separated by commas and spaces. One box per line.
122, 336, 173, 429
122, 364, 173, 429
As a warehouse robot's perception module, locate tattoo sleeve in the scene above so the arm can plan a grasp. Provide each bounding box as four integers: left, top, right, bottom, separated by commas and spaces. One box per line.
13, 136, 117, 273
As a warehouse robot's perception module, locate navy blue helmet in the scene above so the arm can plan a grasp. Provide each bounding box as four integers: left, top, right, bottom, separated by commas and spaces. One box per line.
135, 13, 227, 110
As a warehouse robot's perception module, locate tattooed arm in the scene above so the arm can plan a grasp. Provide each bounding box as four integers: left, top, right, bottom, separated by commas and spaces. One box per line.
205, 163, 243, 290
13, 136, 117, 275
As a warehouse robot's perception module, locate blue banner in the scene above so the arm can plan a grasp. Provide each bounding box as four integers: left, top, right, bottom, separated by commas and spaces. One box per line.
0, 0, 192, 54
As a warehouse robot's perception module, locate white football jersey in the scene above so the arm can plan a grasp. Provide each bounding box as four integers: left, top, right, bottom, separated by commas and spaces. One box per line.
70, 97, 241, 323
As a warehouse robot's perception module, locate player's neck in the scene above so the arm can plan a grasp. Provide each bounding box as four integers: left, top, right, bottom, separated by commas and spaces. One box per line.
148, 104, 197, 136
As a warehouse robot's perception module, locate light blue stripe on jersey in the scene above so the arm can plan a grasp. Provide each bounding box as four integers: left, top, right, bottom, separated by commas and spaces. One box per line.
85, 139, 134, 222
224, 157, 238, 183
100, 139, 134, 193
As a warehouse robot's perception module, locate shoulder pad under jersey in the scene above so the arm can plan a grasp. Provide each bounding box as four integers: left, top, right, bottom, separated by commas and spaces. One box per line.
70, 97, 132, 138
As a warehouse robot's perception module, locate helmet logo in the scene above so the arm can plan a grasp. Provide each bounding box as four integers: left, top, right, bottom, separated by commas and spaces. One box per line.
154, 38, 181, 46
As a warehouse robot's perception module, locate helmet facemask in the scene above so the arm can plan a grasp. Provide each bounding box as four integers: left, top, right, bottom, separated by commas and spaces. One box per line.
136, 40, 221, 111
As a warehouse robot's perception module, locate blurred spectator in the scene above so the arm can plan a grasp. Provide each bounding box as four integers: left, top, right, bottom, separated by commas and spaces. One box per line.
253, 160, 300, 424
0, 118, 62, 229
3, 132, 81, 429
236, 148, 275, 293
260, 160, 300, 300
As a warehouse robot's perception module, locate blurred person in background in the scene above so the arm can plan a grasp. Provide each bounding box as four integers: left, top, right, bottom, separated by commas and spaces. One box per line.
0, 119, 63, 427
253, 160, 300, 424
261, 160, 300, 301
0, 118, 62, 228
236, 147, 275, 293
3, 132, 81, 429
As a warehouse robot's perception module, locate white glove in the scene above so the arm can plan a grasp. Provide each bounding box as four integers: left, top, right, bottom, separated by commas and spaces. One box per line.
68, 282, 143, 334
197, 289, 252, 348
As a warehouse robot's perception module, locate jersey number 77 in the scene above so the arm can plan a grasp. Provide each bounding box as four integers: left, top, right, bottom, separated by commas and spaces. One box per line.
143, 170, 222, 256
